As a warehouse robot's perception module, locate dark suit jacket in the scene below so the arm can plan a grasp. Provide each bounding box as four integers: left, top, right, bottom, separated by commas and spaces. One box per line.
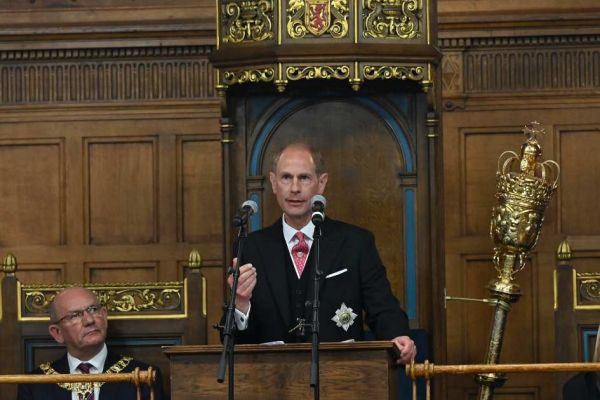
16, 350, 165, 400
563, 372, 600, 400
234, 217, 410, 344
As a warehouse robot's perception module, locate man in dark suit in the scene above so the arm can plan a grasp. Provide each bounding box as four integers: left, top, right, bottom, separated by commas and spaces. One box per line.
228, 141, 416, 364
17, 287, 165, 400
563, 372, 600, 400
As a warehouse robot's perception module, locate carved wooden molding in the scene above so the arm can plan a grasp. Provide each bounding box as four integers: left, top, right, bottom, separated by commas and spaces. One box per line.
19, 280, 188, 321
440, 34, 600, 104
439, 34, 600, 49
0, 46, 217, 105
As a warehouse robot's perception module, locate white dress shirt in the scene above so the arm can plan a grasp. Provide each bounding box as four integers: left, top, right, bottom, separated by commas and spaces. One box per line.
234, 215, 315, 330
66, 343, 107, 400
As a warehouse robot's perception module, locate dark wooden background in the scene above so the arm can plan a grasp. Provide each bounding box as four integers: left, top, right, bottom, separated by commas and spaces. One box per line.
0, 0, 599, 399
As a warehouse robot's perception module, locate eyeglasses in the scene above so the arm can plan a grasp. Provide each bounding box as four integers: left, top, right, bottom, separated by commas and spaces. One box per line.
53, 304, 105, 324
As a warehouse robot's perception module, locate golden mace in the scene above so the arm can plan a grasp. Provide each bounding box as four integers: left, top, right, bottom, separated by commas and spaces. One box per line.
475, 121, 559, 399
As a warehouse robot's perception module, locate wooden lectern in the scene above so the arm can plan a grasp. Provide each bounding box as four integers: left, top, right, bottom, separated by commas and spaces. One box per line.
163, 341, 399, 399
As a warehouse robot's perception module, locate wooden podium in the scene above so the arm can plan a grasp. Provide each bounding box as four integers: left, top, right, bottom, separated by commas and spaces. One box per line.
163, 341, 399, 399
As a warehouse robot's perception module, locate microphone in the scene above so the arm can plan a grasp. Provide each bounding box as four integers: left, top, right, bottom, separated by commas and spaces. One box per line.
311, 195, 326, 225
233, 200, 258, 227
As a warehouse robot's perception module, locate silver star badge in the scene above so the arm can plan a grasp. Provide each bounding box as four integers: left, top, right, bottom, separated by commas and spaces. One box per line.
331, 302, 357, 332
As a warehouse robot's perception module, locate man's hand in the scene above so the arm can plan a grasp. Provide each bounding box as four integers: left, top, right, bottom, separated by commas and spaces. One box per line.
392, 335, 417, 365
227, 258, 257, 314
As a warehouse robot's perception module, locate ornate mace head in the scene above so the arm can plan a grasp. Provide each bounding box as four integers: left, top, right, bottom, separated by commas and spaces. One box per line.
490, 122, 559, 286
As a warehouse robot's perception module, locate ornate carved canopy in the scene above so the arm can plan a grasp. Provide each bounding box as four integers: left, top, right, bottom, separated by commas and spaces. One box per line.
210, 0, 440, 94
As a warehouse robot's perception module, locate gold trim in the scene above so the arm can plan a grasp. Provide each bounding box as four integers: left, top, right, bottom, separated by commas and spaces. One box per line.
354, 0, 358, 43
557, 239, 572, 260
222, 67, 276, 86
363, 65, 425, 81
426, 0, 430, 45
216, 0, 221, 49
573, 268, 579, 310
17, 280, 22, 322
553, 269, 557, 311
275, 62, 287, 91
286, 65, 350, 81
184, 277, 189, 319
278, 0, 282, 45
222, 0, 274, 43
18, 281, 188, 322
202, 276, 207, 318
363, 0, 421, 39
573, 271, 600, 310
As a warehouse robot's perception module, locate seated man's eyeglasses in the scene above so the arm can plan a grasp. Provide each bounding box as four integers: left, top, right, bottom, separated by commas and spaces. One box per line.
53, 303, 105, 324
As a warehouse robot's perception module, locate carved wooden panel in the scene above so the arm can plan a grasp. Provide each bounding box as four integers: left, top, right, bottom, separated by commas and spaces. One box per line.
0, 140, 64, 246
0, 103, 222, 337
462, 129, 523, 236
179, 137, 223, 252
86, 138, 157, 245
15, 264, 65, 285
558, 126, 600, 236
199, 266, 225, 345
86, 261, 159, 283
440, 35, 600, 114
0, 47, 216, 105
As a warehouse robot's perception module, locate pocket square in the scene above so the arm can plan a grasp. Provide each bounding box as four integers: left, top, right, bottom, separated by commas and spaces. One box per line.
325, 268, 348, 279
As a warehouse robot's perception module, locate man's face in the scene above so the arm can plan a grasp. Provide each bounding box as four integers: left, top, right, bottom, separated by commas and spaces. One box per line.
48, 287, 108, 360
269, 145, 328, 229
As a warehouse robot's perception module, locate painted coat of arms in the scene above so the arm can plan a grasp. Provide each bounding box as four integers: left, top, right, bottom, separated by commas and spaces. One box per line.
305, 0, 331, 36
287, 0, 348, 39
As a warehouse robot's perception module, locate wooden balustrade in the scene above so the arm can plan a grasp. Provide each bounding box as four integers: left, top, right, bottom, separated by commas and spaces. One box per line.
0, 367, 156, 400
406, 361, 600, 400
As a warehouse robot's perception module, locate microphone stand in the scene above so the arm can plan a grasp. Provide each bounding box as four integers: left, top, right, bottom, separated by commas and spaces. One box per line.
310, 219, 323, 400
217, 219, 248, 400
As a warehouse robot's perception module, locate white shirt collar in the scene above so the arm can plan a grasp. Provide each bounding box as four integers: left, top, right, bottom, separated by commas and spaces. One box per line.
282, 215, 315, 243
67, 343, 108, 373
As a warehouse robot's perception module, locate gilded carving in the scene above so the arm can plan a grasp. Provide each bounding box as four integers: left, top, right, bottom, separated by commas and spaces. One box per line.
222, 68, 275, 86
222, 0, 274, 43
477, 122, 559, 399
287, 0, 349, 39
490, 122, 559, 280
580, 277, 600, 303
363, 65, 424, 81
286, 65, 350, 81
21, 282, 185, 319
363, 0, 421, 39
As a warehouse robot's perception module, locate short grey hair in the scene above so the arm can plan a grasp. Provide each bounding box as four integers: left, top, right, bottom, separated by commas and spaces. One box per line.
270, 141, 325, 175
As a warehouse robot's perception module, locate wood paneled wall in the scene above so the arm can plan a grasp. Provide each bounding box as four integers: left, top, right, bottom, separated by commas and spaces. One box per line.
0, 1, 600, 399
0, 0, 227, 347
439, 0, 600, 398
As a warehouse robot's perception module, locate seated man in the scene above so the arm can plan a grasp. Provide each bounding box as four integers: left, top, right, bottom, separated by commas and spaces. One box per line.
17, 287, 165, 400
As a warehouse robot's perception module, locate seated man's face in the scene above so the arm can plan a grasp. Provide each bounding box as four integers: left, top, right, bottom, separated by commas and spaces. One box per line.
49, 287, 108, 360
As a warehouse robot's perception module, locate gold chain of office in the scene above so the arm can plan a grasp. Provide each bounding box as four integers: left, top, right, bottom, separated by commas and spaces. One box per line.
39, 356, 133, 399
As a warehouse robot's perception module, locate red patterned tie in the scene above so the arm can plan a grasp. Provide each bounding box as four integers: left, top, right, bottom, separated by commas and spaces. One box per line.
77, 362, 95, 400
291, 231, 309, 276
